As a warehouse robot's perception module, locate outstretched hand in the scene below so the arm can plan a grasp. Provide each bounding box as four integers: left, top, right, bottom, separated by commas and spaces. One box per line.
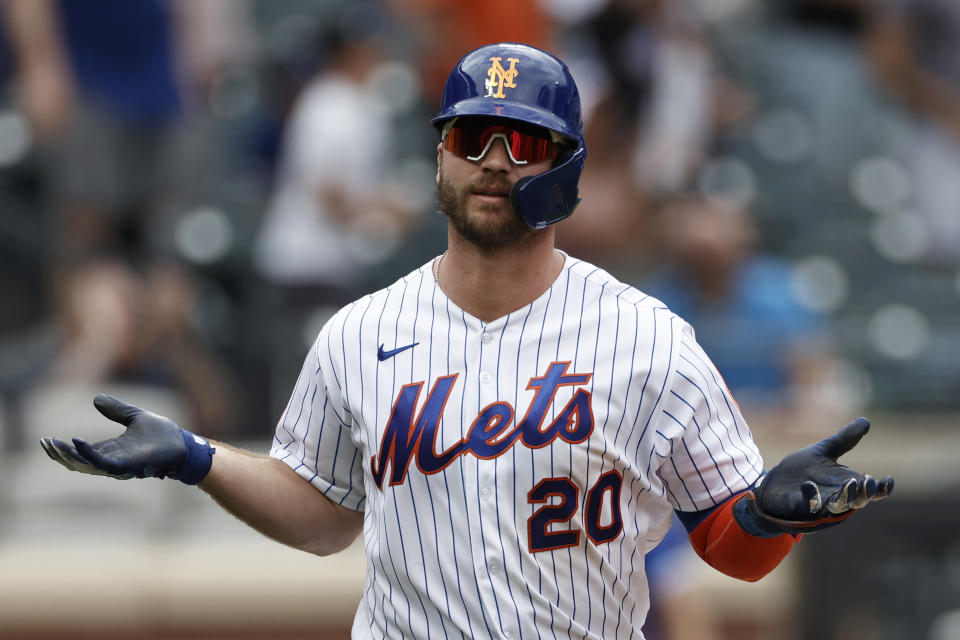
738, 418, 894, 536
41, 394, 215, 485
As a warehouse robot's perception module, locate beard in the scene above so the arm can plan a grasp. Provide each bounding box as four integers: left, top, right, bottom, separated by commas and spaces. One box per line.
437, 170, 532, 249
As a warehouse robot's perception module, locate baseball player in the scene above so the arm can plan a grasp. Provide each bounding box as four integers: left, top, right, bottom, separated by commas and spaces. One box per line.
42, 42, 893, 639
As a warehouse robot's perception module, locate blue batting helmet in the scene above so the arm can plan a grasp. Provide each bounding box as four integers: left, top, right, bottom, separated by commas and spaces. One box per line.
431, 42, 587, 229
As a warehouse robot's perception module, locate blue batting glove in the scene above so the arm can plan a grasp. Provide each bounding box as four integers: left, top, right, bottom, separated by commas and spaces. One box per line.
735, 418, 894, 537
41, 394, 215, 485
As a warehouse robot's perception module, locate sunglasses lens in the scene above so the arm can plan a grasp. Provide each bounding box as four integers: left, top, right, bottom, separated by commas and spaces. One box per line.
508, 131, 556, 164
444, 121, 557, 164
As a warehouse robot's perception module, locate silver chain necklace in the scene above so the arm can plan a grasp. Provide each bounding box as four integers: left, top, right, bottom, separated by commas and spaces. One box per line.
433, 251, 447, 284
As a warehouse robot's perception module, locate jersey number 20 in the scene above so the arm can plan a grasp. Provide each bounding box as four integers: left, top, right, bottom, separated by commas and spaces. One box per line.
526, 471, 623, 553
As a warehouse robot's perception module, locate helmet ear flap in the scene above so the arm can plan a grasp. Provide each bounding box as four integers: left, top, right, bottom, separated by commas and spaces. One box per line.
510, 146, 586, 229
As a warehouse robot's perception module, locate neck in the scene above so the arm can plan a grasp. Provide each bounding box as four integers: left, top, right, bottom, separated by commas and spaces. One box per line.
437, 229, 564, 323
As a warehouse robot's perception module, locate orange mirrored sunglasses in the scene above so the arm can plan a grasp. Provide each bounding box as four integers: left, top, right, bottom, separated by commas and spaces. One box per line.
443, 119, 559, 165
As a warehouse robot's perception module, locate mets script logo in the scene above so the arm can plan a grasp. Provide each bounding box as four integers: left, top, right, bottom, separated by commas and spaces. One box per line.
371, 362, 593, 489
484, 56, 520, 99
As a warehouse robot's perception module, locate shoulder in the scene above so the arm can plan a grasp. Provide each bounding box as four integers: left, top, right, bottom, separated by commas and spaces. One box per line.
317, 261, 434, 339
564, 255, 678, 316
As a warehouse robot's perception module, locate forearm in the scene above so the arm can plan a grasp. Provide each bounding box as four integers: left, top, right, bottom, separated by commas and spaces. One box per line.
199, 442, 363, 556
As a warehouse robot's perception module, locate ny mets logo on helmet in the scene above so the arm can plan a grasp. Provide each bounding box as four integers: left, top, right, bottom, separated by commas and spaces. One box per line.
484, 56, 519, 98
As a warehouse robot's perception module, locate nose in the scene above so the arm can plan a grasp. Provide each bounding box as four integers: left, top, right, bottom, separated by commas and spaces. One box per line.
479, 137, 513, 171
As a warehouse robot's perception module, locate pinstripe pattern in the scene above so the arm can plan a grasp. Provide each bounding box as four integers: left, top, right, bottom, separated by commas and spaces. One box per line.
271, 254, 764, 639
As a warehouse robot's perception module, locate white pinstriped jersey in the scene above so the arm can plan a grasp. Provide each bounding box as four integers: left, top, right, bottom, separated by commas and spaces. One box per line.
271, 254, 764, 640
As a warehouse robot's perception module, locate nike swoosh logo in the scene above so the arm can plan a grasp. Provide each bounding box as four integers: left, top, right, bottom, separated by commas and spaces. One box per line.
378, 342, 419, 361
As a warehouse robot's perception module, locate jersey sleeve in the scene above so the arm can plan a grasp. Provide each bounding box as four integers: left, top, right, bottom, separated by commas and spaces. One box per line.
270, 321, 366, 511
656, 320, 764, 512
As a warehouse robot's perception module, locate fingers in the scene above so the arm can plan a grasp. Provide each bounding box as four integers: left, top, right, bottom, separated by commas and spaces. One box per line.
824, 478, 858, 513
816, 417, 870, 460
41, 437, 86, 465
92, 394, 143, 427
876, 475, 894, 499
800, 481, 822, 515
848, 475, 877, 509
40, 437, 113, 477
821, 473, 894, 514
73, 437, 128, 475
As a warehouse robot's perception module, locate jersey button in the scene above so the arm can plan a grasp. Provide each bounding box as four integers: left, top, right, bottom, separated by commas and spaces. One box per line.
480, 487, 491, 500
481, 333, 493, 343
479, 371, 491, 383
489, 560, 501, 574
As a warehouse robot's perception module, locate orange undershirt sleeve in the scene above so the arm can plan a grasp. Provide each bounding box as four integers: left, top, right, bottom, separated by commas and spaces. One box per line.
687, 492, 800, 582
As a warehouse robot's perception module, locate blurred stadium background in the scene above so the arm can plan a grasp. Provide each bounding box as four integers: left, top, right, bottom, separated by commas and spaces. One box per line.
0, 0, 957, 638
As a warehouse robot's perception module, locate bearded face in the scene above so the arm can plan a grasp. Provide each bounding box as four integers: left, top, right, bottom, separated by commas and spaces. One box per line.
436, 160, 534, 250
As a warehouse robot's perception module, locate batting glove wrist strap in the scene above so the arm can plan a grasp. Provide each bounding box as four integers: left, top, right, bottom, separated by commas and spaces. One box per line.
733, 491, 786, 538
173, 429, 215, 485
734, 490, 849, 537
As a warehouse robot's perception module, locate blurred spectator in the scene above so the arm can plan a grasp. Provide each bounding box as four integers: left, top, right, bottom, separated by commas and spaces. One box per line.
252, 4, 421, 416
0, 0, 250, 272
866, 0, 960, 262
640, 195, 845, 434
393, 0, 556, 108
42, 257, 241, 438
569, 0, 719, 195
628, 1, 719, 196
0, 0, 254, 440
554, 0, 735, 274
866, 0, 960, 144
253, 7, 416, 294
555, 94, 651, 268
